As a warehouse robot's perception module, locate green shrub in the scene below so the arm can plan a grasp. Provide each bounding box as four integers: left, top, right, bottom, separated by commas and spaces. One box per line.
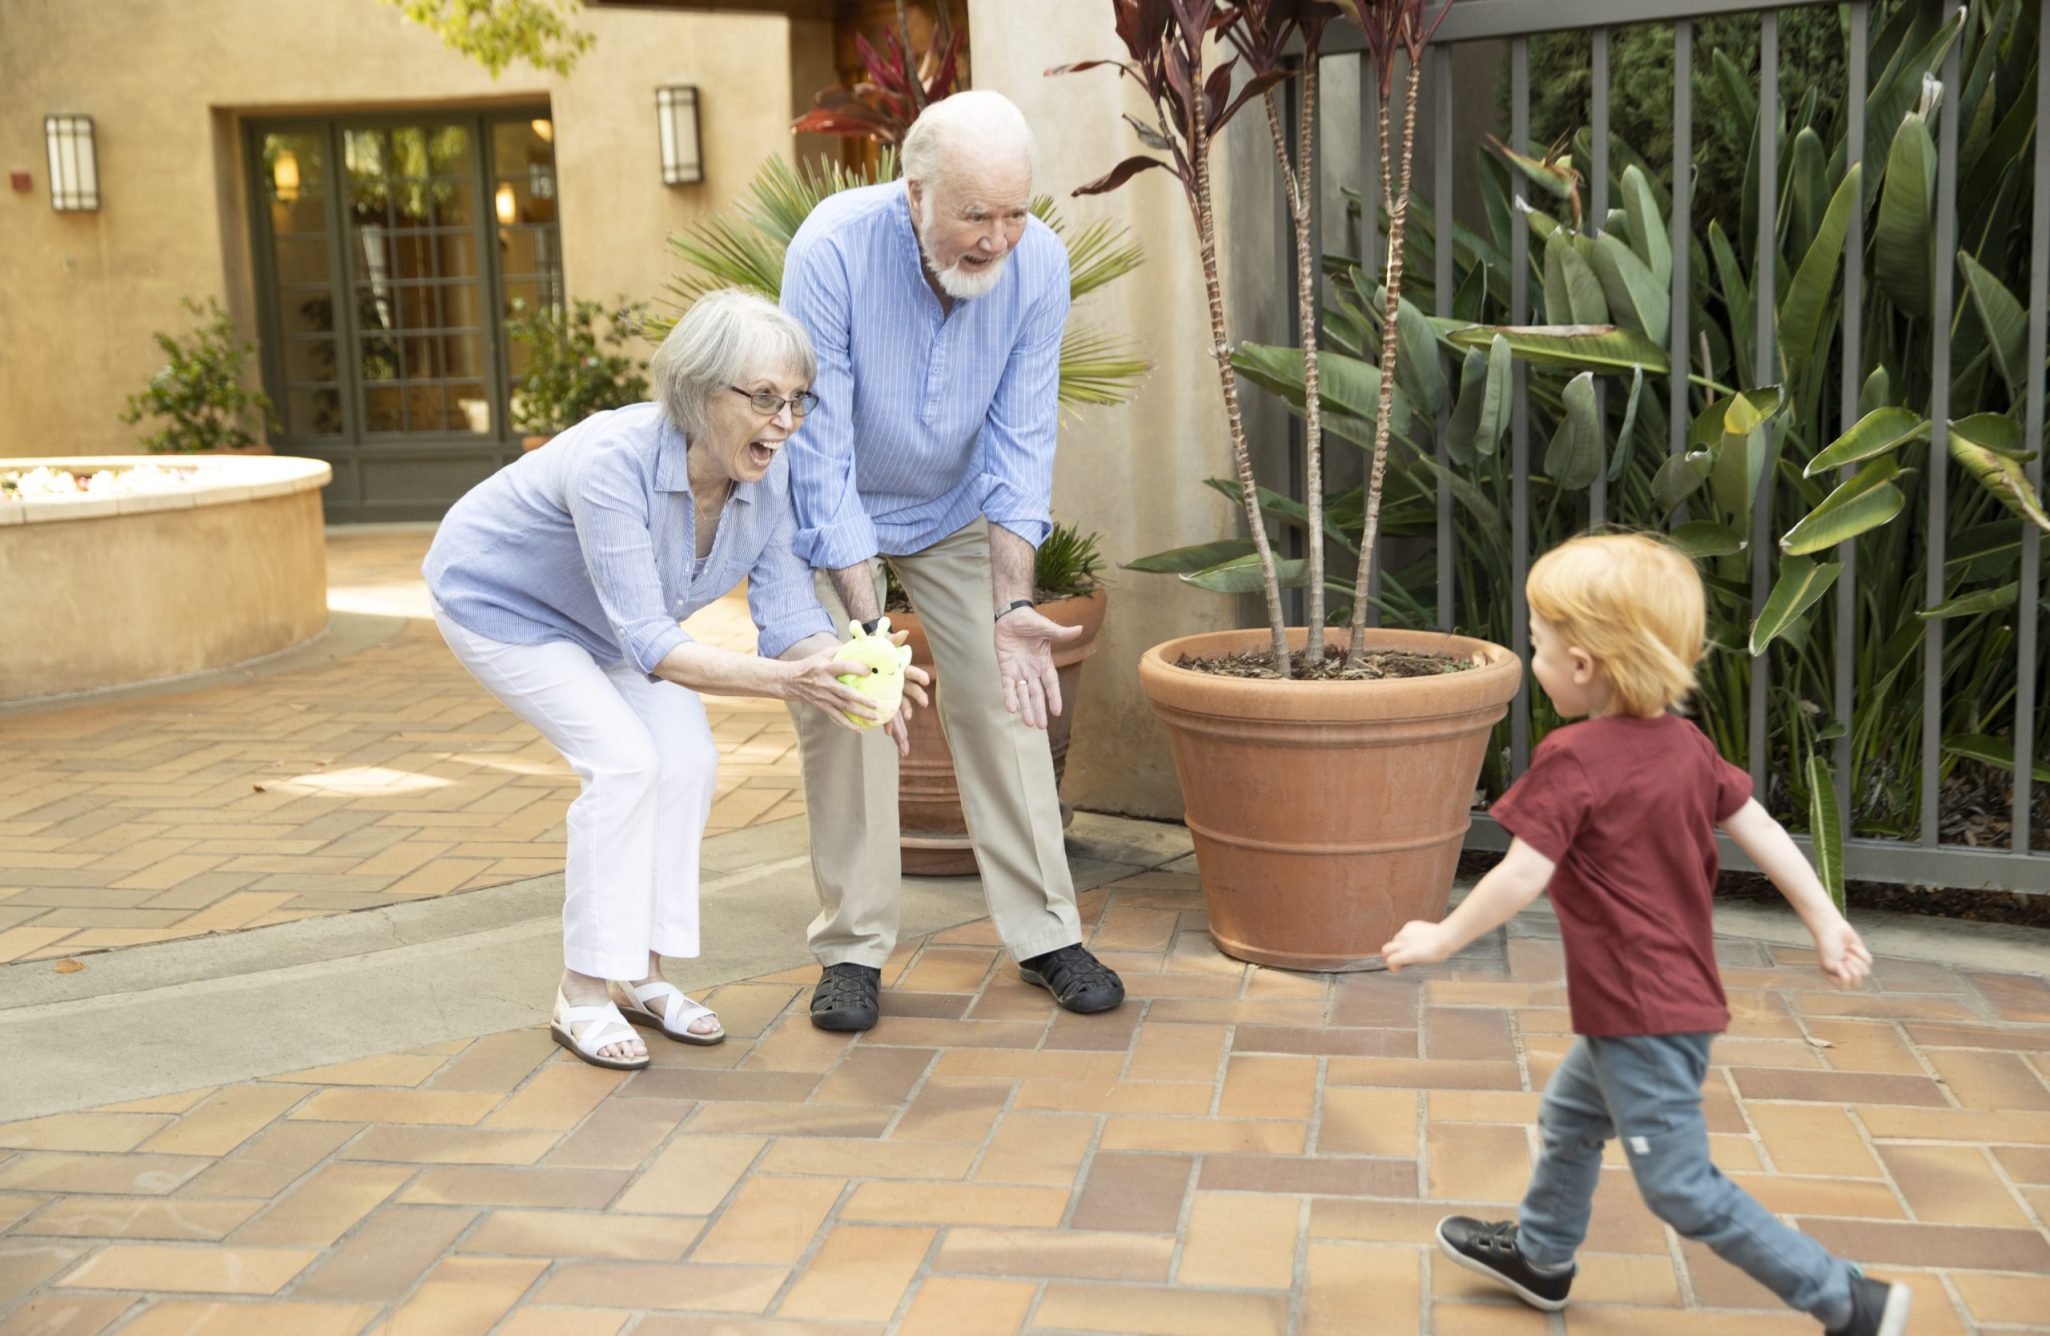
119, 298, 277, 454
508, 297, 651, 435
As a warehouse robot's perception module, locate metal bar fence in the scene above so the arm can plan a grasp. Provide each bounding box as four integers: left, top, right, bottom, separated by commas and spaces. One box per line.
1306, 0, 2048, 891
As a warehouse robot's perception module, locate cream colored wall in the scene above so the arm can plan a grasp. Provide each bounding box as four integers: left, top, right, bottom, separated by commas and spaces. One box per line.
0, 0, 793, 458
967, 0, 1255, 821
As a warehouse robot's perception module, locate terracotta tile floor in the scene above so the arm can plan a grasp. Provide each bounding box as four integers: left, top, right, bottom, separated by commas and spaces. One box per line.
0, 528, 805, 966
4, 900, 2050, 1332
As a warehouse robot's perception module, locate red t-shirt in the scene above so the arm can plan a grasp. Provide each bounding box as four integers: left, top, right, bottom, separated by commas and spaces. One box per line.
1489, 712, 1752, 1037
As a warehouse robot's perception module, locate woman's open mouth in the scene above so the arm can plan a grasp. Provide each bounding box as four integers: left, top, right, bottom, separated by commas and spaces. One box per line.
747, 439, 779, 468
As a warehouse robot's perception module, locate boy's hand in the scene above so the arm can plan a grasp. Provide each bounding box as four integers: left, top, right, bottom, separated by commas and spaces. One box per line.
1382, 920, 1456, 973
1812, 916, 1873, 987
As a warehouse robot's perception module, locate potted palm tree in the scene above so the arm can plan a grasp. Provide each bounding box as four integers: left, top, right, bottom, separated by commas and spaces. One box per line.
1054, 0, 1521, 971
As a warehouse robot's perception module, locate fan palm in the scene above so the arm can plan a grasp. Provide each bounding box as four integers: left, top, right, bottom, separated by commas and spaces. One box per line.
659, 151, 1150, 411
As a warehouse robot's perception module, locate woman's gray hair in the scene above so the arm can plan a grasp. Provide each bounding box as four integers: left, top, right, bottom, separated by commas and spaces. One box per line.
901, 90, 1037, 196
649, 288, 817, 443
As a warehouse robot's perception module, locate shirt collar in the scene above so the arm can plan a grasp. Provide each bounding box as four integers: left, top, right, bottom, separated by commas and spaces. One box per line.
655, 415, 757, 505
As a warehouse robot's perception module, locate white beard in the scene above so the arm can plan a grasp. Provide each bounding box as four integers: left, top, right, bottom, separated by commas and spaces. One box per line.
919, 212, 1009, 299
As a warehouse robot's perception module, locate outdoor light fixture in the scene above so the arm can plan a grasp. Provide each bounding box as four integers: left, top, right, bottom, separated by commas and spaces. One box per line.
44, 115, 98, 211
655, 86, 702, 186
495, 182, 518, 226
530, 117, 554, 143
273, 150, 301, 204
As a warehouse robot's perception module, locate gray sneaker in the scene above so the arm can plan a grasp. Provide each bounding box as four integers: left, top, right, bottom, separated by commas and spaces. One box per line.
1826, 1272, 1911, 1336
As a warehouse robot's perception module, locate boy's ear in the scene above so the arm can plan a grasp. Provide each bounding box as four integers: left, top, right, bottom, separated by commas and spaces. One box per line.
1568, 645, 1598, 683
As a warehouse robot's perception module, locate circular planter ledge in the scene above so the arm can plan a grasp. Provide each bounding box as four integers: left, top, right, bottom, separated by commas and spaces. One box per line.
1, 456, 333, 703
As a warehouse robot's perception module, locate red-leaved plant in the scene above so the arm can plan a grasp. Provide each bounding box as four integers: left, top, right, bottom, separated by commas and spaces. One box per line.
1053, 0, 1449, 676
793, 9, 965, 146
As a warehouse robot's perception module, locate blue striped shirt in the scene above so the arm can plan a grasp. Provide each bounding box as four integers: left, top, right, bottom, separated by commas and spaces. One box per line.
423, 402, 834, 672
780, 179, 1070, 568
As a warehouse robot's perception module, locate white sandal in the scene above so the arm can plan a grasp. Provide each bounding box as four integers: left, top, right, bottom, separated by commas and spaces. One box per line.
550, 992, 651, 1070
613, 979, 725, 1046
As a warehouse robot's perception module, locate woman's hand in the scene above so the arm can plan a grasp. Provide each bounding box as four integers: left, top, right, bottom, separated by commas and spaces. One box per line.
784, 643, 883, 731
883, 660, 933, 756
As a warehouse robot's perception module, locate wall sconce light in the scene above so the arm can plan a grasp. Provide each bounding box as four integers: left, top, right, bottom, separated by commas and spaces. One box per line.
656, 86, 702, 186
45, 115, 99, 212
495, 182, 518, 226
530, 118, 554, 144
273, 150, 301, 205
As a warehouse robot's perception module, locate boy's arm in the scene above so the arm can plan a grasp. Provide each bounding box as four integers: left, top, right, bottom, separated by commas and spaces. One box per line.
1720, 798, 1873, 986
1383, 838, 1557, 971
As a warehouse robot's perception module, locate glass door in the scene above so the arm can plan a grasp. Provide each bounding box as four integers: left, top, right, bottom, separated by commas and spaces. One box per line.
248, 108, 563, 520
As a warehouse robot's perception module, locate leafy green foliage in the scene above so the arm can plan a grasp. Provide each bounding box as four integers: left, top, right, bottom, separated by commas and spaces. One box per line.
1145, 0, 2050, 849
506, 298, 650, 435
120, 298, 277, 454
381, 0, 593, 78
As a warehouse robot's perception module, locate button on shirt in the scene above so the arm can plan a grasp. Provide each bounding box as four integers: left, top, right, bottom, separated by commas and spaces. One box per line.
423, 402, 834, 674
779, 179, 1071, 569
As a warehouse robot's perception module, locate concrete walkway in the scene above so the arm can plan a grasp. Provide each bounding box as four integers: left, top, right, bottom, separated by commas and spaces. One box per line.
3, 528, 2049, 1333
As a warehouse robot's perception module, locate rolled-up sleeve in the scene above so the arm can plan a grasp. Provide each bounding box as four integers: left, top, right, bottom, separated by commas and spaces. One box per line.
745, 487, 836, 658
782, 239, 880, 569
980, 251, 1071, 549
563, 443, 692, 676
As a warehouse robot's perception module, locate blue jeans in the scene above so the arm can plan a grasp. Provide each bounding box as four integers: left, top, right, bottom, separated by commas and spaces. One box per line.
1517, 1033, 1854, 1326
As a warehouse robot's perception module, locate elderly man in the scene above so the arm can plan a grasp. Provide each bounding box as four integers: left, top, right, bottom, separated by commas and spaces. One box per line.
777, 90, 1123, 1031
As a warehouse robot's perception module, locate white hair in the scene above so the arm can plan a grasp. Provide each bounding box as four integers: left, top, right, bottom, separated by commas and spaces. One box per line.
901, 90, 1037, 195
649, 289, 816, 443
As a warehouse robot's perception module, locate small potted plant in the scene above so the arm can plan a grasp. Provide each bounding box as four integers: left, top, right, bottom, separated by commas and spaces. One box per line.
120, 297, 278, 454
892, 522, 1109, 875
508, 297, 652, 449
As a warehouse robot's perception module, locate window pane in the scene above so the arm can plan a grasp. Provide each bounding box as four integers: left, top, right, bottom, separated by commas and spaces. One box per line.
397, 284, 439, 331
493, 119, 555, 177
442, 283, 482, 329
360, 336, 402, 382
450, 383, 492, 435
282, 338, 339, 383
363, 386, 403, 432
442, 335, 484, 380
400, 332, 441, 380
262, 132, 328, 235
272, 237, 330, 286
286, 386, 344, 436
277, 288, 334, 336
432, 182, 475, 226
405, 384, 446, 430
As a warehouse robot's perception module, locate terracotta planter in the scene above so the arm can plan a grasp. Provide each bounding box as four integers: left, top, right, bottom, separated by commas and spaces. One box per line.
897, 588, 1107, 875
1139, 625, 1522, 971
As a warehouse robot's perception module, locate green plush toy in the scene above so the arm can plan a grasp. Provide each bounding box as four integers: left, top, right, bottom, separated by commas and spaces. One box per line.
835, 617, 912, 730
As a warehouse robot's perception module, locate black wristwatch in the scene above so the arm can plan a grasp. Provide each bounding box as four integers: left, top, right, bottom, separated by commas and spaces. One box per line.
858, 616, 886, 635
994, 599, 1035, 623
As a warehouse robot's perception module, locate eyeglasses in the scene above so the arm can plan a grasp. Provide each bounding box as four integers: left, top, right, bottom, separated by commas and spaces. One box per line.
729, 386, 819, 418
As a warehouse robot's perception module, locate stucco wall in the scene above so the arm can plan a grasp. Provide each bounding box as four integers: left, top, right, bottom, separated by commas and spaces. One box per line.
0, 0, 793, 459
966, 0, 1260, 821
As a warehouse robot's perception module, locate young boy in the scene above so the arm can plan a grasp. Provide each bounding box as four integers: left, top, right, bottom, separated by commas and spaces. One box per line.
1381, 532, 1910, 1336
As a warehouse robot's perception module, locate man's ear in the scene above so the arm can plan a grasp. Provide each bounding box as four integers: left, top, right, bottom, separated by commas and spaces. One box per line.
905, 178, 924, 226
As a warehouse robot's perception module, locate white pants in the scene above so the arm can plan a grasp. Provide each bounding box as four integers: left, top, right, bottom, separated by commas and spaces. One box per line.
433, 606, 717, 979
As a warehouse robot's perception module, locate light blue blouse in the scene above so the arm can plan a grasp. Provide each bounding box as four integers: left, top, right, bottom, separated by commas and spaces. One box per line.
423, 402, 834, 673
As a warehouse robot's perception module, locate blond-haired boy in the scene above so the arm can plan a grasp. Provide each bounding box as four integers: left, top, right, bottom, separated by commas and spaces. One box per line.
1382, 532, 1908, 1336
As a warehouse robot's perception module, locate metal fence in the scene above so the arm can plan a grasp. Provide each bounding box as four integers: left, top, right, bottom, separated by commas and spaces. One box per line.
1260, 0, 2049, 891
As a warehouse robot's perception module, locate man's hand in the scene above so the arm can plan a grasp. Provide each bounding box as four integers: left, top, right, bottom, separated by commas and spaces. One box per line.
1811, 915, 1873, 988
995, 608, 1084, 729
1381, 920, 1457, 973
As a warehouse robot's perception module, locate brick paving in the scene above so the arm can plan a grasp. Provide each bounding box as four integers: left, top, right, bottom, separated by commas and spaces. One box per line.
0, 529, 806, 966
4, 894, 2050, 1333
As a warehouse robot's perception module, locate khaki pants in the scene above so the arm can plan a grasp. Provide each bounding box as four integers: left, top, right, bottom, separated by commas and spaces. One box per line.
790, 519, 1082, 967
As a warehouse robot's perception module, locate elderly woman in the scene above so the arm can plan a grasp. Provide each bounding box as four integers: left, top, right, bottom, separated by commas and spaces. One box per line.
424, 289, 925, 1071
